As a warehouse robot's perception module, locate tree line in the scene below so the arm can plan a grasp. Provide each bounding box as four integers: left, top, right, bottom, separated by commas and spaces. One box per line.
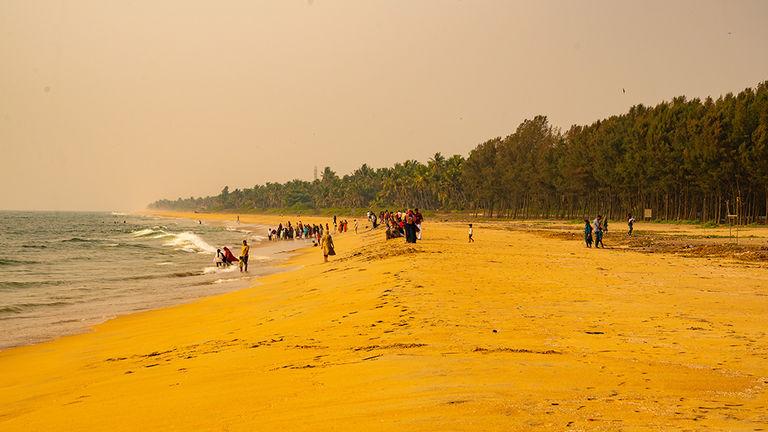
150, 82, 768, 224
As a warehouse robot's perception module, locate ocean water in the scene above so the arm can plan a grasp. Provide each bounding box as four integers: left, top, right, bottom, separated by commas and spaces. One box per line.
0, 212, 303, 349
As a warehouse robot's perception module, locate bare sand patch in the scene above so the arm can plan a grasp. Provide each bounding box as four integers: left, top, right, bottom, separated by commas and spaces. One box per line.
1, 213, 767, 430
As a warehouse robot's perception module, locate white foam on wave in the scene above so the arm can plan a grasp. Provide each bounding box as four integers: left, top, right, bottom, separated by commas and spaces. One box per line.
163, 232, 217, 254
133, 227, 216, 254
131, 228, 157, 237
212, 278, 238, 284
203, 265, 239, 274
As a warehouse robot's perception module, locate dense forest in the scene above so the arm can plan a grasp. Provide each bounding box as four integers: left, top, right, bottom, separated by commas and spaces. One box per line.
151, 82, 768, 224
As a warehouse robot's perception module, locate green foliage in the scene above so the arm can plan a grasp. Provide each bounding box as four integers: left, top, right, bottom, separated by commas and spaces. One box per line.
149, 82, 768, 223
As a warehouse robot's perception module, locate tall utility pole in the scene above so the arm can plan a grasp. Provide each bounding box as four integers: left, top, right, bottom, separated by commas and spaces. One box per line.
314, 166, 318, 181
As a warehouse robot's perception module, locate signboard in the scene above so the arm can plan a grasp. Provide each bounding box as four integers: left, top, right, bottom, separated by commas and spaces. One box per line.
643, 208, 652, 219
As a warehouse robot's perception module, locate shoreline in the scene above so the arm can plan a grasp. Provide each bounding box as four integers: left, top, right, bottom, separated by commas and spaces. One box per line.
0, 212, 312, 351
1, 212, 767, 430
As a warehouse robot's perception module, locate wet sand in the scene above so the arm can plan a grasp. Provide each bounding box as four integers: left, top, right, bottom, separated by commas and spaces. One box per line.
1, 212, 767, 430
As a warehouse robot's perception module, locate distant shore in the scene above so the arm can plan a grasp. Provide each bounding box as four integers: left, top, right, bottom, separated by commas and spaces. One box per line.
1, 211, 767, 430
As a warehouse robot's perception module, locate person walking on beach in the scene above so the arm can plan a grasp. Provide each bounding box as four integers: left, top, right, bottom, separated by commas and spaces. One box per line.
239, 240, 250, 272
584, 218, 593, 248
468, 223, 474, 242
414, 208, 424, 240
354, 219, 358, 234
593, 215, 605, 248
320, 230, 335, 263
627, 213, 635, 237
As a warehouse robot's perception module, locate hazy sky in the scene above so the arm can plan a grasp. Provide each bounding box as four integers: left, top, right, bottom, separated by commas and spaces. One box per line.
1, 0, 767, 211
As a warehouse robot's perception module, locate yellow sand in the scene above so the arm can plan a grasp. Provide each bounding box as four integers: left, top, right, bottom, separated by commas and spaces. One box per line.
1, 212, 767, 431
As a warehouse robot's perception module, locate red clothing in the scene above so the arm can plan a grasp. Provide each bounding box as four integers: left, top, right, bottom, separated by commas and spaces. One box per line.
222, 247, 238, 264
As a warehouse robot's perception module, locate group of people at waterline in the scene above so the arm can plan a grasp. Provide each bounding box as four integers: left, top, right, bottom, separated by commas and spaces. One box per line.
214, 240, 250, 272
584, 213, 636, 248
212, 210, 634, 268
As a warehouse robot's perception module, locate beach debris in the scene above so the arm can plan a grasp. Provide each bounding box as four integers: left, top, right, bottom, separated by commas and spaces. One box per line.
353, 343, 427, 351
473, 347, 561, 355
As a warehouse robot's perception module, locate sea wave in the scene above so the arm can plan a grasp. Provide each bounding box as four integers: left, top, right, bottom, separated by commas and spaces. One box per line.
61, 237, 103, 243
212, 278, 238, 284
118, 271, 201, 281
203, 265, 239, 274
131, 228, 157, 237
0, 301, 76, 316
0, 280, 68, 289
131, 228, 216, 254
0, 306, 24, 314
163, 232, 217, 254
0, 258, 36, 266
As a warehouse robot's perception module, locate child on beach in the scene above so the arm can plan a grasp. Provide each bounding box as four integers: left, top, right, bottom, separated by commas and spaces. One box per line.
215, 249, 226, 267
468, 224, 474, 242
584, 218, 593, 248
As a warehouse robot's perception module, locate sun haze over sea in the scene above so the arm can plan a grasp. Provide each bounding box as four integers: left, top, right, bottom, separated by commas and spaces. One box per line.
1, 0, 767, 211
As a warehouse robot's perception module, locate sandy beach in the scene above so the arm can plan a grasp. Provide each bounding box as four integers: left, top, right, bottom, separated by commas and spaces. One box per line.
1, 212, 767, 430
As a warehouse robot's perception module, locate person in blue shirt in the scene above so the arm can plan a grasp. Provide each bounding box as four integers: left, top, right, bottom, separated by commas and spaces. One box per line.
584, 218, 593, 248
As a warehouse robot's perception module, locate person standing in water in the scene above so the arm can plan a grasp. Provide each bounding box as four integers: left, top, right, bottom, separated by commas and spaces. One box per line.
468, 223, 474, 242
215, 248, 226, 267
239, 240, 250, 272
320, 230, 335, 263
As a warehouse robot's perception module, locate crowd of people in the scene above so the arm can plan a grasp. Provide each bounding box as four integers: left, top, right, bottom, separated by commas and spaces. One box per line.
263, 216, 361, 262
265, 217, 354, 242
368, 209, 424, 244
